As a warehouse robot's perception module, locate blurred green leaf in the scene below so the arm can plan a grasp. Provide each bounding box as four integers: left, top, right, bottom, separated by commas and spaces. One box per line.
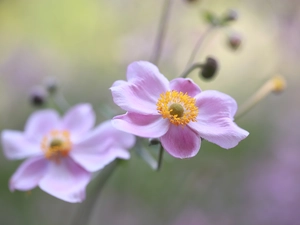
202, 11, 220, 26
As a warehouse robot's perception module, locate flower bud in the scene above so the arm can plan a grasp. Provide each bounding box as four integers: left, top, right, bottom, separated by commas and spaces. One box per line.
227, 32, 242, 50
44, 77, 58, 94
223, 9, 238, 22
30, 86, 48, 106
200, 57, 218, 79
149, 138, 161, 146
183, 0, 199, 3
271, 75, 286, 94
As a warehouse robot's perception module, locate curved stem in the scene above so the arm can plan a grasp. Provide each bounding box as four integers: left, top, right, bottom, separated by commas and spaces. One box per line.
180, 62, 203, 78
235, 84, 273, 120
70, 160, 120, 225
235, 75, 286, 120
48, 90, 70, 114
184, 26, 215, 70
53, 91, 70, 112
151, 0, 173, 65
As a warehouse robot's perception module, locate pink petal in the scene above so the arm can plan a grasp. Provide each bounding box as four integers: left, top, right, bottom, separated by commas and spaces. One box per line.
25, 110, 60, 141
9, 156, 48, 191
1, 130, 42, 160
160, 125, 201, 159
61, 104, 96, 141
111, 147, 131, 160
170, 78, 201, 97
112, 112, 169, 138
74, 120, 135, 149
39, 157, 91, 203
110, 61, 169, 115
71, 139, 130, 172
126, 61, 169, 84
70, 120, 134, 172
189, 90, 249, 149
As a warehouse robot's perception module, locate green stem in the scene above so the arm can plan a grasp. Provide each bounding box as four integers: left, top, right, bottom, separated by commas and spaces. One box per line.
47, 90, 70, 114
70, 160, 120, 225
156, 144, 164, 171
53, 91, 70, 112
235, 75, 286, 120
151, 0, 173, 65
180, 62, 203, 78
184, 26, 215, 70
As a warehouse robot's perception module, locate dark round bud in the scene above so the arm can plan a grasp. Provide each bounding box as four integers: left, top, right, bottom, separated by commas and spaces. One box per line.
184, 0, 199, 3
149, 138, 161, 146
228, 32, 242, 50
223, 9, 238, 22
200, 57, 218, 79
30, 86, 48, 106
44, 77, 58, 94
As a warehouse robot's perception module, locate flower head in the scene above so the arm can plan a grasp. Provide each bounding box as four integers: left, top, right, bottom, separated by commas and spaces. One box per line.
1, 104, 135, 202
110, 61, 249, 159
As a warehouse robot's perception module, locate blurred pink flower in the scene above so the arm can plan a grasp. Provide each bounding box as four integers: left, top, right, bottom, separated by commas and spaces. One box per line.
110, 61, 248, 159
243, 110, 300, 225
171, 208, 211, 225
1, 104, 135, 203
171, 207, 232, 225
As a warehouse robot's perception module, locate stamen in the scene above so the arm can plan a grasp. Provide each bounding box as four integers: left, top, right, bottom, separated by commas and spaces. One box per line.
157, 90, 198, 126
41, 130, 72, 162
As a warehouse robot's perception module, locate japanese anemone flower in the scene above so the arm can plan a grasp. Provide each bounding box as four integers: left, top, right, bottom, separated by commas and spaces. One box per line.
110, 61, 248, 159
1, 104, 135, 202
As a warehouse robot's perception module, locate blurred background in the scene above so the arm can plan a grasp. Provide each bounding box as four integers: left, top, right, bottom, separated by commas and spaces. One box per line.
0, 0, 299, 224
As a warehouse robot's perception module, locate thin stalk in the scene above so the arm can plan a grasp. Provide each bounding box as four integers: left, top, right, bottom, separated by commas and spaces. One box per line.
53, 91, 70, 112
70, 160, 120, 225
47, 90, 70, 114
235, 75, 286, 120
156, 144, 164, 171
151, 0, 173, 65
180, 62, 203, 78
184, 26, 215, 70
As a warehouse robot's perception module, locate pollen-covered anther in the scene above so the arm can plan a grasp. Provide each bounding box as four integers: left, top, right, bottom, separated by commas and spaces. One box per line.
41, 130, 72, 162
157, 90, 198, 126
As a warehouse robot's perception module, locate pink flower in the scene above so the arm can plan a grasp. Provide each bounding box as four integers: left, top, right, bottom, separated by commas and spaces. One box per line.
1, 104, 135, 202
110, 61, 249, 159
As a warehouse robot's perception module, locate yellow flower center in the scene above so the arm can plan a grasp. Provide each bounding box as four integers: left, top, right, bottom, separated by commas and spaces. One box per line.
41, 130, 72, 162
156, 90, 198, 126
